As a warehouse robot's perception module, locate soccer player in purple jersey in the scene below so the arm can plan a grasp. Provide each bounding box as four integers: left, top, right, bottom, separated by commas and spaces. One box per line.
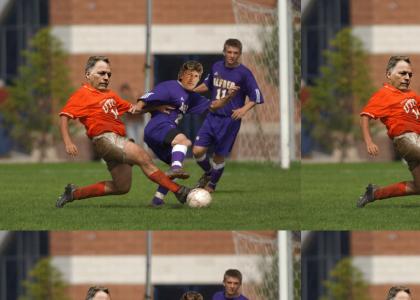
192, 38, 264, 193
212, 269, 249, 300
137, 61, 239, 206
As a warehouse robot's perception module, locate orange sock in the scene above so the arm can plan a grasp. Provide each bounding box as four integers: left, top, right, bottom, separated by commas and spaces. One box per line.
148, 170, 180, 193
73, 181, 106, 200
374, 181, 410, 200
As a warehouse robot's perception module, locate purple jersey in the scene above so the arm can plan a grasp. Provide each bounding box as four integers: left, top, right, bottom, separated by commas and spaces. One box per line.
140, 80, 210, 164
140, 80, 210, 125
212, 291, 249, 300
204, 60, 263, 117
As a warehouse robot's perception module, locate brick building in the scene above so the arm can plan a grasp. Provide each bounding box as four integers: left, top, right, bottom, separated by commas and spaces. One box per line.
302, 0, 420, 160
302, 231, 420, 300
1, 0, 286, 160
0, 231, 278, 300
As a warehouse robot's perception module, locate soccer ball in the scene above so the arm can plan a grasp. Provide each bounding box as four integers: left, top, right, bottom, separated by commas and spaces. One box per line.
186, 188, 212, 208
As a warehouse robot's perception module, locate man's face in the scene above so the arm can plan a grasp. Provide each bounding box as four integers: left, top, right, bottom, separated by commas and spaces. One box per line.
180, 70, 201, 90
92, 291, 111, 300
86, 60, 112, 91
387, 60, 413, 91
394, 291, 411, 300
223, 276, 241, 297
223, 46, 241, 67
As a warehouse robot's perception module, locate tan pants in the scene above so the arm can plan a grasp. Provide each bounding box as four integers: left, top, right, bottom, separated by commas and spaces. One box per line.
92, 132, 133, 170
393, 132, 420, 171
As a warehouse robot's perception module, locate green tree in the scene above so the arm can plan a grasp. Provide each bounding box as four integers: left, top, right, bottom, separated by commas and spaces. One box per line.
303, 28, 375, 161
2, 28, 73, 161
321, 258, 371, 300
19, 258, 70, 300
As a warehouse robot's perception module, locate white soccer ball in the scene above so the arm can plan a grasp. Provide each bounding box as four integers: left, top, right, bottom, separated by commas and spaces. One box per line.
186, 188, 212, 208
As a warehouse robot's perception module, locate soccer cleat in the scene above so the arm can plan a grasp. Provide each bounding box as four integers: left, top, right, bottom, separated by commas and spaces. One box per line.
165, 168, 190, 180
357, 184, 377, 208
151, 197, 165, 207
204, 182, 216, 193
174, 186, 191, 204
56, 184, 76, 208
194, 173, 212, 189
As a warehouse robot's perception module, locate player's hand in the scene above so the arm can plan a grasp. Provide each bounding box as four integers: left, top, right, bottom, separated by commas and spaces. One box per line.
231, 107, 247, 120
128, 105, 138, 114
156, 105, 175, 114
227, 85, 240, 97
130, 101, 145, 114
65, 143, 78, 157
366, 141, 379, 156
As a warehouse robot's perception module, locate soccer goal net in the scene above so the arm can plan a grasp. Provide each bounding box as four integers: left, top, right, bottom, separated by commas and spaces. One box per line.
231, 0, 300, 163
232, 231, 300, 300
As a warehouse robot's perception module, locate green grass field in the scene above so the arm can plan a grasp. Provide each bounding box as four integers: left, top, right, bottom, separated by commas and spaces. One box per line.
302, 161, 420, 229
0, 161, 299, 230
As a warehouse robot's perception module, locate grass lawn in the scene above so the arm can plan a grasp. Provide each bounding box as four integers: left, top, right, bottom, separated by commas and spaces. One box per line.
0, 161, 299, 230
302, 161, 420, 229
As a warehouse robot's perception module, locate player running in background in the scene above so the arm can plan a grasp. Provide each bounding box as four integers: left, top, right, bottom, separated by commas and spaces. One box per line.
180, 291, 204, 300
192, 38, 264, 193
137, 61, 239, 206
56, 56, 191, 208
212, 269, 249, 300
386, 286, 412, 300
85, 286, 111, 300
358, 56, 420, 207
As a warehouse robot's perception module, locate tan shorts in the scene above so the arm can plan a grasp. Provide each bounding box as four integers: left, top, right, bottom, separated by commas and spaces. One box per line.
393, 132, 420, 171
92, 132, 133, 171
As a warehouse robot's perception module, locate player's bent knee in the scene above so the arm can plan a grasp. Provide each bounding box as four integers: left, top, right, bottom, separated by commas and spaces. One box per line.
192, 147, 205, 158
185, 139, 192, 147
116, 184, 131, 194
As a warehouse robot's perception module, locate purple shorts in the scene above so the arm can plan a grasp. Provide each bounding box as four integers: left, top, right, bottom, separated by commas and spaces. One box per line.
194, 113, 241, 156
144, 119, 181, 165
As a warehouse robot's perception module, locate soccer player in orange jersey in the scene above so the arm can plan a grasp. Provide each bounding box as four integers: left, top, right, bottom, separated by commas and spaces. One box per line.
358, 56, 420, 207
56, 56, 190, 207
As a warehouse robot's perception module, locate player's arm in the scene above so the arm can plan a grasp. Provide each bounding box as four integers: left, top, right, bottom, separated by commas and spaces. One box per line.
360, 114, 379, 156
209, 85, 240, 112
60, 115, 78, 156
193, 82, 209, 94
231, 100, 256, 120
132, 99, 174, 114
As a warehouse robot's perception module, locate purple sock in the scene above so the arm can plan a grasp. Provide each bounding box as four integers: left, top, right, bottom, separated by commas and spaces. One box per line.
195, 154, 212, 174
171, 145, 187, 170
152, 185, 169, 206
210, 162, 225, 188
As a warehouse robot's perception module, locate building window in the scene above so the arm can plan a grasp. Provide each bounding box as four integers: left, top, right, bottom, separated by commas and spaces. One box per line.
0, 0, 49, 84
302, 0, 349, 85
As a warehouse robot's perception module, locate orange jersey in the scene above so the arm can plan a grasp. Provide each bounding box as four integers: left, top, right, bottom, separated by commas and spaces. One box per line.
60, 84, 133, 138
361, 83, 420, 138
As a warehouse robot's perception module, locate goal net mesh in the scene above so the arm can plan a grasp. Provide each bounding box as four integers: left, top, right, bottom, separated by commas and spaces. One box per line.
230, 0, 301, 162
232, 231, 301, 300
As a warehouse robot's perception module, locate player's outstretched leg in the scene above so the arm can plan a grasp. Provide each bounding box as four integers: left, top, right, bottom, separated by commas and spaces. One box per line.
174, 185, 191, 204
56, 183, 77, 208
193, 146, 213, 188
357, 181, 419, 208
194, 153, 212, 188
357, 183, 377, 208
166, 142, 190, 179
205, 160, 225, 193
125, 141, 191, 204
151, 185, 169, 206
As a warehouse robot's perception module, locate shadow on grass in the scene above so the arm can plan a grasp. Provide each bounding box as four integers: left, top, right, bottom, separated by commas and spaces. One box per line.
358, 202, 420, 209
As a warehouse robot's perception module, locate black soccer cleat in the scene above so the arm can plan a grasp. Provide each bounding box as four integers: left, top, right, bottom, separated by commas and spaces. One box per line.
56, 184, 76, 208
174, 186, 191, 204
194, 173, 212, 189
166, 168, 190, 180
357, 183, 377, 208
